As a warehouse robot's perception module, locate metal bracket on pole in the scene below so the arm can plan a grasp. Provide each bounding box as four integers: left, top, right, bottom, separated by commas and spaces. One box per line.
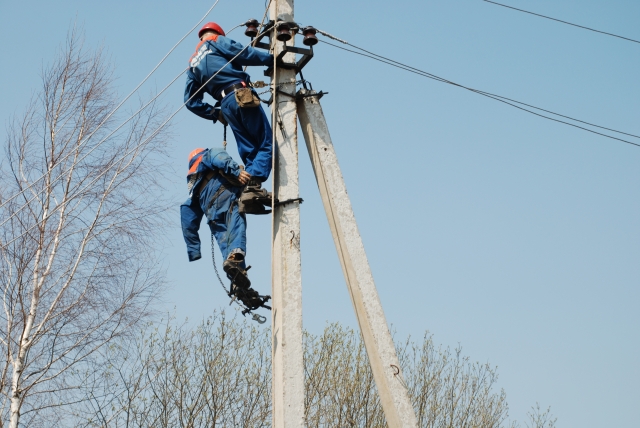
252, 20, 274, 51
254, 20, 314, 73
297, 88, 419, 428
275, 44, 313, 73
263, 45, 314, 77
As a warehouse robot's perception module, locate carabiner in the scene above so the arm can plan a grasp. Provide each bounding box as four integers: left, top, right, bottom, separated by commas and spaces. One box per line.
252, 313, 267, 324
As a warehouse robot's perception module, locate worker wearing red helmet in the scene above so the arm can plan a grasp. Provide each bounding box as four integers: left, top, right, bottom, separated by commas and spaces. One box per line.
184, 22, 274, 214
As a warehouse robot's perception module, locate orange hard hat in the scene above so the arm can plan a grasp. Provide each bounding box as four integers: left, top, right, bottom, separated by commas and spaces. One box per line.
188, 148, 206, 176
198, 22, 225, 38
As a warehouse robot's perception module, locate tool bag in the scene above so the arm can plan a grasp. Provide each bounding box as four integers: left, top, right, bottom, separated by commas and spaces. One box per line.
235, 87, 261, 108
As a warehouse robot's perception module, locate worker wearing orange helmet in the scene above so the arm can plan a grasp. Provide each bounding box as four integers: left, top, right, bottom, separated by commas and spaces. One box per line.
184, 22, 274, 214
181, 147, 263, 304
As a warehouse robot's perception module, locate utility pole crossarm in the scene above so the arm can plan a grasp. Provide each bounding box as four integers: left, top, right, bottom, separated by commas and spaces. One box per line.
297, 89, 419, 428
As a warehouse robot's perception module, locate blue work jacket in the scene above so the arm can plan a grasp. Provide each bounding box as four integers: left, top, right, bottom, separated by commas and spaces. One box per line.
184, 35, 273, 121
180, 148, 245, 262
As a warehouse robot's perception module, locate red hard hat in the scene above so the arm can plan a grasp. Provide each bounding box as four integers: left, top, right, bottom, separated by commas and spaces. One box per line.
198, 22, 225, 38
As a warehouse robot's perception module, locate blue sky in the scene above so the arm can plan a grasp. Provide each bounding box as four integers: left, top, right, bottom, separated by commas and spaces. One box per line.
1, 0, 638, 426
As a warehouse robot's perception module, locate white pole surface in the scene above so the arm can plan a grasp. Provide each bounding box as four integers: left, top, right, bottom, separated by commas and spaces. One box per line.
297, 89, 418, 427
270, 1, 305, 427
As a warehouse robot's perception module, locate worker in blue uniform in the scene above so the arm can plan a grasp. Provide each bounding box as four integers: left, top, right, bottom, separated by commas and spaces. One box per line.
181, 147, 265, 306
184, 22, 274, 214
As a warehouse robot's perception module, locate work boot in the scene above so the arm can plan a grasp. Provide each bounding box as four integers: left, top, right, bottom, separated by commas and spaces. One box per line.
239, 200, 272, 215
223, 256, 251, 289
230, 284, 271, 311
239, 178, 274, 215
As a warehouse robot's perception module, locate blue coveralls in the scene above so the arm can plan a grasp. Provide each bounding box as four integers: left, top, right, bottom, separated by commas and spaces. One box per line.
181, 148, 247, 264
184, 35, 274, 182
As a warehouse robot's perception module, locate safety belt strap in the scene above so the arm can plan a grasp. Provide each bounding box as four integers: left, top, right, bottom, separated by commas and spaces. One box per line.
195, 170, 217, 198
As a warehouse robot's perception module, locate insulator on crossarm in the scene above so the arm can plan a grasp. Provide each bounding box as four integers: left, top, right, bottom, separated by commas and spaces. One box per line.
276, 22, 292, 42
302, 26, 318, 46
245, 19, 259, 38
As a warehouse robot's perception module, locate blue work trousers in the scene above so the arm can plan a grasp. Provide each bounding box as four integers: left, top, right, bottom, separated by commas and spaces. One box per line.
221, 95, 273, 181
209, 203, 247, 267
181, 173, 247, 265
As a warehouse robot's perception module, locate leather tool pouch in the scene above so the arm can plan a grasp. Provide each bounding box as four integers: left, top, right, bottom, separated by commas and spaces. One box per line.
235, 87, 261, 108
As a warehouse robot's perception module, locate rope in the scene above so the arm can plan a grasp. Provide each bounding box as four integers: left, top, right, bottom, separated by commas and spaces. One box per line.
223, 124, 228, 150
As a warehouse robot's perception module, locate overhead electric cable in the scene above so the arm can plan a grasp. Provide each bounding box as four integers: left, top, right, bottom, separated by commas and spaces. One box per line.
1, 27, 269, 249
320, 39, 640, 140
319, 39, 640, 148
484, 0, 640, 45
226, 21, 249, 35
0, 0, 222, 214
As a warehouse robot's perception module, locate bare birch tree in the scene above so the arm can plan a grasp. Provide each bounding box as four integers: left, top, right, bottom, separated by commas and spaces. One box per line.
0, 29, 169, 427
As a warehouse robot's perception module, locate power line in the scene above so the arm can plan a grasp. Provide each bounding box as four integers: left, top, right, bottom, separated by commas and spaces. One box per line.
319, 39, 640, 148
327, 40, 640, 140
484, 0, 640, 45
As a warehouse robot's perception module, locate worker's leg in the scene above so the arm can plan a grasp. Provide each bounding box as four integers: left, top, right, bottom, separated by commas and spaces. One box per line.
209, 204, 250, 288
221, 95, 273, 181
209, 205, 247, 261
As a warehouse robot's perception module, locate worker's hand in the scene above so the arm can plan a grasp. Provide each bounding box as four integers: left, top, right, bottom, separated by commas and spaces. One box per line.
238, 170, 251, 185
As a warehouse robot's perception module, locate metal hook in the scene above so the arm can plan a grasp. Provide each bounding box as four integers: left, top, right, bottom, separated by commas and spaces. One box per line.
252, 313, 267, 324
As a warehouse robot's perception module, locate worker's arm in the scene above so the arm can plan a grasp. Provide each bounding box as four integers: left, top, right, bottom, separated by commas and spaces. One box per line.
184, 69, 218, 120
201, 149, 242, 178
216, 37, 274, 67
180, 198, 204, 261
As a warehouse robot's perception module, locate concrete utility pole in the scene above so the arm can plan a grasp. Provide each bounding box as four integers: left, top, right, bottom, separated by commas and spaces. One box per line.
270, 0, 305, 426
297, 89, 419, 427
